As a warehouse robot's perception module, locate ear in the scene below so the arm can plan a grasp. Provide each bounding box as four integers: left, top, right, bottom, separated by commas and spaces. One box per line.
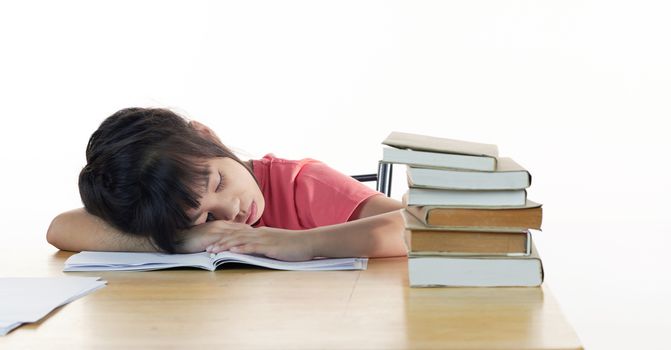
189, 120, 222, 144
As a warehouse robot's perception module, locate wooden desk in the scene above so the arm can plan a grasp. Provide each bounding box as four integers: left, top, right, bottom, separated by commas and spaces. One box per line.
1, 248, 582, 349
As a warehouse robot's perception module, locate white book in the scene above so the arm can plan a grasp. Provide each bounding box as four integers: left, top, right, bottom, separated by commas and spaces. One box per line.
381, 132, 498, 171
382, 131, 499, 158
382, 148, 497, 171
407, 157, 531, 190
408, 243, 543, 287
0, 277, 106, 336
64, 251, 368, 272
406, 188, 527, 207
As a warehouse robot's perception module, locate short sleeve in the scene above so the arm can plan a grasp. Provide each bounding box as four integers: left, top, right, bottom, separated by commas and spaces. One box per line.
294, 160, 381, 228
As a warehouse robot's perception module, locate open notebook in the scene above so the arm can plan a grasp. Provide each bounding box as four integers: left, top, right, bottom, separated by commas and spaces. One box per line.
64, 251, 368, 272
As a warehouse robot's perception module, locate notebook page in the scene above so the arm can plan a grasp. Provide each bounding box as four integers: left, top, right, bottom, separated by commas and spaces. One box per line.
65, 251, 213, 271
212, 252, 368, 271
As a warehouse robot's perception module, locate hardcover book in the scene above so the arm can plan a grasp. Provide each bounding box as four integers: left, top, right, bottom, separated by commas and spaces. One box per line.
381, 132, 499, 171
408, 230, 530, 256
405, 200, 543, 231
408, 243, 544, 287
405, 188, 527, 207
402, 210, 531, 256
406, 157, 531, 190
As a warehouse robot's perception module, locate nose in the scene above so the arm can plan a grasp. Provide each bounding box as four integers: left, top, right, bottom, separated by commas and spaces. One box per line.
210, 198, 240, 222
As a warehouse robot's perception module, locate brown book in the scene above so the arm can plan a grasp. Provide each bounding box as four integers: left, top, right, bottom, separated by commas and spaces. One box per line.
410, 230, 530, 255
405, 199, 542, 231
402, 210, 531, 256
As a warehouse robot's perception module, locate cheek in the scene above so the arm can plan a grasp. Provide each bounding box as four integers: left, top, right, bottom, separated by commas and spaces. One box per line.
251, 182, 265, 212
256, 189, 266, 213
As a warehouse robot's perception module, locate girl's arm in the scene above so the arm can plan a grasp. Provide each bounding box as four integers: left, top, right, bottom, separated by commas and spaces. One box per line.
311, 194, 407, 258
46, 208, 251, 253
204, 195, 409, 260
47, 195, 408, 258
46, 208, 158, 252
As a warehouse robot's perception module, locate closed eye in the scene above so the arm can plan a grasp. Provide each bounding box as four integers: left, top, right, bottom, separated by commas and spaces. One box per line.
216, 172, 224, 192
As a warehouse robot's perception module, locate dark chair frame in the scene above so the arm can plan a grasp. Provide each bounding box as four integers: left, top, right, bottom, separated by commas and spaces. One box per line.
351, 162, 393, 197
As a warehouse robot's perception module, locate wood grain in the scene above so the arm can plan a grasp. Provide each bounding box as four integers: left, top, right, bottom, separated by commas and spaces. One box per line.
0, 234, 582, 349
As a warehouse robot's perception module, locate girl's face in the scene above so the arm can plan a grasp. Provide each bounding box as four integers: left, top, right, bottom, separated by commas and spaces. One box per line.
187, 157, 265, 226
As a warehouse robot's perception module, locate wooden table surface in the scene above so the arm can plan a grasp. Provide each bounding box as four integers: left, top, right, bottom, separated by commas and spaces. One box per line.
1, 245, 582, 349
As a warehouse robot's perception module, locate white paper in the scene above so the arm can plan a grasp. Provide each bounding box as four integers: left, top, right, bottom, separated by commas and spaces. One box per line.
0, 277, 106, 336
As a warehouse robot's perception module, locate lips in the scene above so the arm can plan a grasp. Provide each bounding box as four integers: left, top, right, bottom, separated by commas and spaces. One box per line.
245, 201, 257, 225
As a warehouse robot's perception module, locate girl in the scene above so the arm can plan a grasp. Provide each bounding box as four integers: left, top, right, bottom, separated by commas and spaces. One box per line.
46, 108, 408, 261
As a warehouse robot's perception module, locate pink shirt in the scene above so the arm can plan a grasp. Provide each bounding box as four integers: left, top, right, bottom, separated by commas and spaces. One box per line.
252, 154, 380, 229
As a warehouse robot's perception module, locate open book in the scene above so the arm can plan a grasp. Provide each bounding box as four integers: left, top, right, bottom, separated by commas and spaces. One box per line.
64, 251, 368, 272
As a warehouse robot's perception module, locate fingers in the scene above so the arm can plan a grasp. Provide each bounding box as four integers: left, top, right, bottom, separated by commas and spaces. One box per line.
206, 233, 246, 252
209, 241, 266, 256
229, 244, 260, 254
205, 230, 264, 254
202, 228, 312, 261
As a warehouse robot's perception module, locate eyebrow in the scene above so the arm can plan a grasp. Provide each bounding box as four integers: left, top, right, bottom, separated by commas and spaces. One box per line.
189, 169, 213, 225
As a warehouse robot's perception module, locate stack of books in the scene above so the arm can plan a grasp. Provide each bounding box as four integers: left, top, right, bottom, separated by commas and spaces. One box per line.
382, 132, 544, 287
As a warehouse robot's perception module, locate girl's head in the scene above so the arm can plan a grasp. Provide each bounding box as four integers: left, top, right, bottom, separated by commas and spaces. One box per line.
78, 107, 264, 253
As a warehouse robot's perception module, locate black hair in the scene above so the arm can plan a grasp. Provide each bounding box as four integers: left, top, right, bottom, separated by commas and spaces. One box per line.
78, 107, 252, 253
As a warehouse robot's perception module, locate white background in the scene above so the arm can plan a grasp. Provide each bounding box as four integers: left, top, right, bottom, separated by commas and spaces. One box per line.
1, 1, 670, 349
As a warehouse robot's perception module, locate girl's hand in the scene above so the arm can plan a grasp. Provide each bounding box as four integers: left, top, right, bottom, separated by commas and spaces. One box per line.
176, 221, 253, 253
205, 226, 315, 262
